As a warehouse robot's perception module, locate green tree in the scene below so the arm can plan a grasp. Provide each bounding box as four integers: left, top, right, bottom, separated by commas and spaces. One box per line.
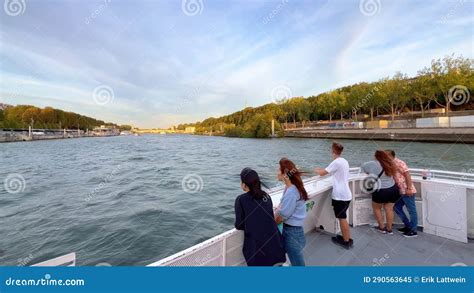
282, 97, 311, 126
429, 55, 473, 112
348, 84, 366, 121
317, 92, 339, 121
384, 72, 410, 120
409, 69, 438, 116
177, 54, 473, 136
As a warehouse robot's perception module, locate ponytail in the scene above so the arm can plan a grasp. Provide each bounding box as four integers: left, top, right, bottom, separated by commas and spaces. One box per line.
279, 158, 309, 201
240, 168, 268, 200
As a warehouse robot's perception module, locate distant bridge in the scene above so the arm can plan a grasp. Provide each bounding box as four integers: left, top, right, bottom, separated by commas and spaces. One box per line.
134, 129, 186, 134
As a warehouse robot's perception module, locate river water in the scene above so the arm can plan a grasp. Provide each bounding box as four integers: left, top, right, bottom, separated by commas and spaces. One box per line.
0, 135, 472, 266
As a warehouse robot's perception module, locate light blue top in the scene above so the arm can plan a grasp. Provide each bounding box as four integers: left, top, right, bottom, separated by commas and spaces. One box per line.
279, 185, 306, 226
361, 160, 395, 189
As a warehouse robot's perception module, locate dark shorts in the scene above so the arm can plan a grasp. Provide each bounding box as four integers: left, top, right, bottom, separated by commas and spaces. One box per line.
372, 184, 400, 204
332, 199, 351, 219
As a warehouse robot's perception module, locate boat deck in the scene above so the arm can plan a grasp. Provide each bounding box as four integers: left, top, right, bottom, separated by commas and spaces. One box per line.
303, 225, 473, 266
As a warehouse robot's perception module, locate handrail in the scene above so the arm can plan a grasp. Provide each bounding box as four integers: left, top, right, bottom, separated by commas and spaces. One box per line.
409, 168, 474, 181
261, 167, 473, 193
351, 167, 474, 183
149, 167, 474, 266
36, 168, 474, 267
31, 253, 76, 267
147, 229, 239, 266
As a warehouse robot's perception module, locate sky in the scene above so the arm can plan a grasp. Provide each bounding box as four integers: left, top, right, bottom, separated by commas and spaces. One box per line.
0, 0, 473, 128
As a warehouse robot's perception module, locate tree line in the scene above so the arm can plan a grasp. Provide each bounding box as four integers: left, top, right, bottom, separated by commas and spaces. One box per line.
0, 105, 131, 131
177, 55, 473, 138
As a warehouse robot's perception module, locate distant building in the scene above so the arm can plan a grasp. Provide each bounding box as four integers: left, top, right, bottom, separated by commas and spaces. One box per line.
92, 125, 119, 136
185, 126, 195, 134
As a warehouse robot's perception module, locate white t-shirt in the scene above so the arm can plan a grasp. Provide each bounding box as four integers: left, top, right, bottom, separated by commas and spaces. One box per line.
325, 157, 352, 201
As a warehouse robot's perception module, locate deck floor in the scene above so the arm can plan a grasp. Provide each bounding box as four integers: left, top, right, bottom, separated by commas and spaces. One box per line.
303, 226, 473, 266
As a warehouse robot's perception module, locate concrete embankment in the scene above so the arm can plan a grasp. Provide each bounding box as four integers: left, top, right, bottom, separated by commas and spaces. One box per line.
284, 127, 474, 143
0, 133, 118, 143
0, 134, 81, 143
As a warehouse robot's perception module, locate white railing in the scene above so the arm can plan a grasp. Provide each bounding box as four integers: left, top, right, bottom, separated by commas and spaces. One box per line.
148, 168, 474, 267
352, 167, 474, 182
147, 229, 245, 266
31, 253, 76, 267
409, 168, 474, 183
33, 168, 474, 267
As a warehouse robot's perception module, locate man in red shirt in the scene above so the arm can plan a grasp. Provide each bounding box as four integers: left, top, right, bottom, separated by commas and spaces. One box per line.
386, 150, 418, 237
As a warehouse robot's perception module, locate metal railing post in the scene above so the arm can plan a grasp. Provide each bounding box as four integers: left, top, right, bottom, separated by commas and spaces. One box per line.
221, 237, 226, 266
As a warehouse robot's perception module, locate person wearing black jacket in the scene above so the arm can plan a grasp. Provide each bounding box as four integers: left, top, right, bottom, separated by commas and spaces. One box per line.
234, 168, 286, 266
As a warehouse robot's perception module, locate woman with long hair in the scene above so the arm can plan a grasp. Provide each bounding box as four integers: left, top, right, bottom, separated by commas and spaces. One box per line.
274, 158, 308, 266
361, 150, 400, 234
234, 167, 286, 266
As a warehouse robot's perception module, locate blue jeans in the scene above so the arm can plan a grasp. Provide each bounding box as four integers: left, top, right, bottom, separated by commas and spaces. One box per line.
282, 225, 306, 266
394, 194, 418, 231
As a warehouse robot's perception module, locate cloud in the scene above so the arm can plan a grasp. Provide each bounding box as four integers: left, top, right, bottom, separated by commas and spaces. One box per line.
1, 0, 472, 128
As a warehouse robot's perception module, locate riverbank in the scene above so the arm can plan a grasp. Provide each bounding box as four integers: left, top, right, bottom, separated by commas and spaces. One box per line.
4, 128, 474, 144
0, 132, 119, 143
284, 127, 474, 143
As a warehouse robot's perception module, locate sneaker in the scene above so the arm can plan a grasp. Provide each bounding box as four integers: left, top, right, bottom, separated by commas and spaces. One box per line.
373, 226, 387, 234
336, 235, 354, 247
398, 227, 410, 234
403, 230, 418, 238
331, 236, 351, 249
385, 228, 393, 235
